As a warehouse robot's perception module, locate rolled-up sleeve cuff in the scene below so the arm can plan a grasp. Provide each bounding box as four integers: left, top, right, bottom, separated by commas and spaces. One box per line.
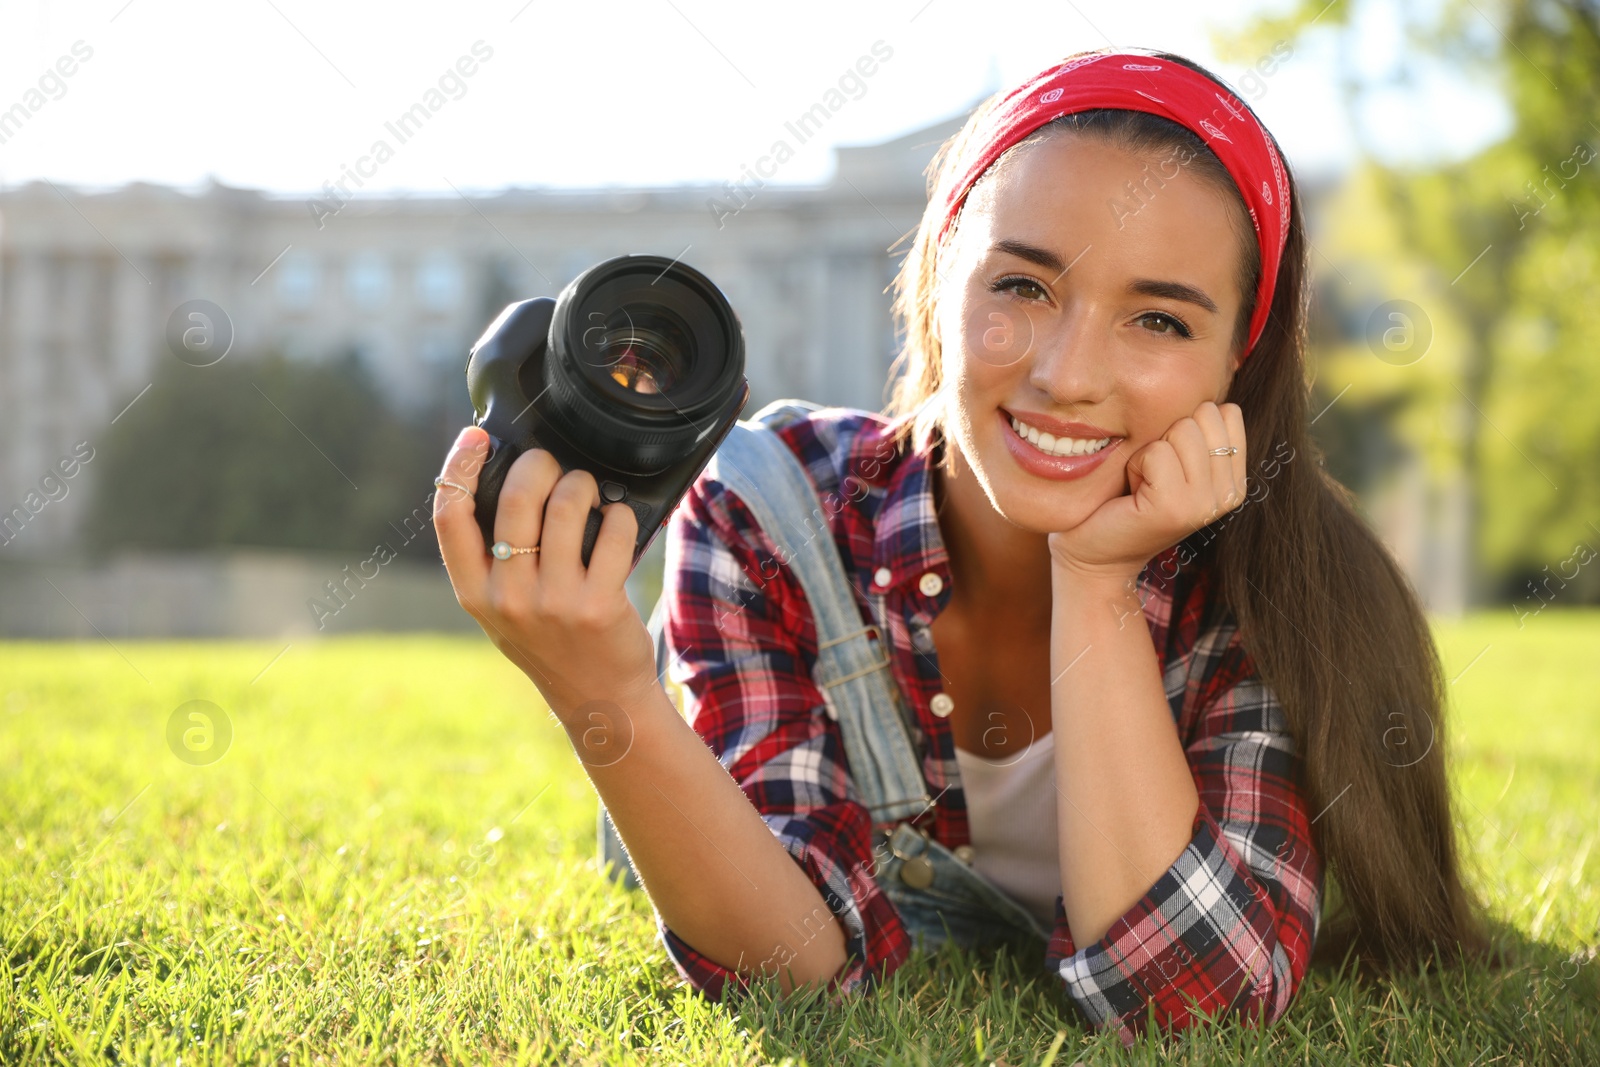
1044, 804, 1306, 1046
657, 815, 909, 1003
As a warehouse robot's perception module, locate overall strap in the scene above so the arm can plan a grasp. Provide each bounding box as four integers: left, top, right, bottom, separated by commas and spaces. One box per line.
648, 400, 933, 827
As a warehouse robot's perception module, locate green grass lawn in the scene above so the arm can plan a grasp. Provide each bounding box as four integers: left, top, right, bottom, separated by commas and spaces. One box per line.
1, 611, 1596, 1065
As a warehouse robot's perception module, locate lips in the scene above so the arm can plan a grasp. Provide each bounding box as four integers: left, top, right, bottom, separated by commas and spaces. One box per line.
997, 407, 1122, 482
1000, 407, 1119, 439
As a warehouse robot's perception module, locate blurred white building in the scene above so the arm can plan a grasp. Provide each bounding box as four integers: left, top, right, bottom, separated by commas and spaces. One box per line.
0, 112, 967, 559
1, 110, 1454, 633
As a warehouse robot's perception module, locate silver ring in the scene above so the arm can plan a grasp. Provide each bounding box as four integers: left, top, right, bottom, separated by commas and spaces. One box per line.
491, 541, 540, 560
434, 475, 475, 498
1207, 446, 1238, 456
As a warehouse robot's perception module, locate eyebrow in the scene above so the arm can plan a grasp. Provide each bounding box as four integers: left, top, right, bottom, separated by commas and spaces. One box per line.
989, 238, 1220, 315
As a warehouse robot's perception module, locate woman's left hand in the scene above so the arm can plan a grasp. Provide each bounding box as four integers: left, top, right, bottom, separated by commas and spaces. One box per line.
1047, 400, 1248, 583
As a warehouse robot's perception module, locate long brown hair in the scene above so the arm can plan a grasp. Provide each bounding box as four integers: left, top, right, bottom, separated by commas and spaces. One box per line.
882, 49, 1498, 977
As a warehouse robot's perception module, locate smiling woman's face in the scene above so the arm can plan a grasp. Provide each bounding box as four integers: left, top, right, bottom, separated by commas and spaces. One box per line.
934, 130, 1249, 535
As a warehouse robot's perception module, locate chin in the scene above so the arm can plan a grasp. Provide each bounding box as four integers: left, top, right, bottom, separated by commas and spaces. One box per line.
1001, 489, 1106, 535
980, 447, 1116, 533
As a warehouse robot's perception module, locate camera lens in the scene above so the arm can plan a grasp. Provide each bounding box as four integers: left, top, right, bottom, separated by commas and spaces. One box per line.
585, 306, 688, 395
539, 255, 746, 476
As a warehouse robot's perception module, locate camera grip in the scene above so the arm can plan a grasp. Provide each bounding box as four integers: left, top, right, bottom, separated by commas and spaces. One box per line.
580, 507, 603, 568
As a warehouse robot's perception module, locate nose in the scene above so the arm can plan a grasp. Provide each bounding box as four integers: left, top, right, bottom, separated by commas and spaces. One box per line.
1026, 300, 1114, 408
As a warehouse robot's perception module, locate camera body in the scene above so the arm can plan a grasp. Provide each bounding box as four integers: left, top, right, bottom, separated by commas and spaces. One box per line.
466, 254, 750, 570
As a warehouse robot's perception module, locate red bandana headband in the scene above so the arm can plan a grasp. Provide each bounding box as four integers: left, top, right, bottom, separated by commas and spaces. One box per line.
934, 52, 1291, 359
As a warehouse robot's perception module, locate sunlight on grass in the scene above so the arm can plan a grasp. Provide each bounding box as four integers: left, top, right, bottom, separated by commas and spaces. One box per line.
1, 612, 1595, 1064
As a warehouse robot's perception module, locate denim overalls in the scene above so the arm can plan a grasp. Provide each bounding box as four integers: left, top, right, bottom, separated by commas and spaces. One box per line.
599, 399, 1052, 965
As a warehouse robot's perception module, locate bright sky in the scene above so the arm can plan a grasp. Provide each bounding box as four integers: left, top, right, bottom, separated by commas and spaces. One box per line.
0, 0, 1510, 197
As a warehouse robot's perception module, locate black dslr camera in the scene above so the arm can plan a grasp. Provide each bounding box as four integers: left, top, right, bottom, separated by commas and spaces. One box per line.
465, 254, 750, 570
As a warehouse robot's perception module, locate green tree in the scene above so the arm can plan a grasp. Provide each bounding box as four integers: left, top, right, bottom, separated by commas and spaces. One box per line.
83, 350, 451, 555
1218, 0, 1600, 604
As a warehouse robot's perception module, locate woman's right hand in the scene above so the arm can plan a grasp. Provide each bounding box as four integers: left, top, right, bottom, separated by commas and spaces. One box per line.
432, 426, 660, 722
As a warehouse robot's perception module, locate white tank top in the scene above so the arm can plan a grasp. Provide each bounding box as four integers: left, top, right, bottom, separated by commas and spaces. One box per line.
953, 730, 1061, 929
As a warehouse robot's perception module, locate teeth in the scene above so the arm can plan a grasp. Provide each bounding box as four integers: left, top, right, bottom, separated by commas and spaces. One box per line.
1010, 415, 1112, 458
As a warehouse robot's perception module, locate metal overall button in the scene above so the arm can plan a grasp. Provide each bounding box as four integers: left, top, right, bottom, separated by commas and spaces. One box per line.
889, 822, 935, 889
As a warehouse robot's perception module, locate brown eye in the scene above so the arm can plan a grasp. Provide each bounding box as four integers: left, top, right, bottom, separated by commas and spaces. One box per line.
990, 276, 1047, 301
1135, 311, 1192, 338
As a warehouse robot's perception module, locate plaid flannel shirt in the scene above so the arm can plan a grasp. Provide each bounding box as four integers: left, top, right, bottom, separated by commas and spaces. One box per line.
653, 405, 1322, 1045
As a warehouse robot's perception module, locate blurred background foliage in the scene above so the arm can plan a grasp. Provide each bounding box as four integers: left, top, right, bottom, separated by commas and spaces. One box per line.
1221, 0, 1600, 604
82, 350, 449, 556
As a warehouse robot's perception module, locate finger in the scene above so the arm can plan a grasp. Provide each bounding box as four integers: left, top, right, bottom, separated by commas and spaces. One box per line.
1192, 401, 1238, 504
1123, 437, 1158, 496
1167, 416, 1212, 487
1128, 439, 1184, 503
1222, 402, 1248, 500
493, 447, 563, 563
540, 467, 603, 583
434, 427, 491, 608
582, 500, 641, 594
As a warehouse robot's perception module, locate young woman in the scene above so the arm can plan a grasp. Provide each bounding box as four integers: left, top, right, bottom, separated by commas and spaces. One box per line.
431, 48, 1495, 1045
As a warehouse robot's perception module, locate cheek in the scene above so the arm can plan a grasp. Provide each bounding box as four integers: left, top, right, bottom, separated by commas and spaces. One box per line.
943, 291, 1037, 386
1117, 371, 1206, 445
967, 306, 1034, 371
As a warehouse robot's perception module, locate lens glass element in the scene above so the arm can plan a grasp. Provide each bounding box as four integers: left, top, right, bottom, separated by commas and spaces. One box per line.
581, 307, 689, 395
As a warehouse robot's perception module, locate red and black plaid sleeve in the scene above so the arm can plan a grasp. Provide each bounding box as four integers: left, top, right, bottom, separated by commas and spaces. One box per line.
651, 469, 912, 999
1043, 567, 1323, 1046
